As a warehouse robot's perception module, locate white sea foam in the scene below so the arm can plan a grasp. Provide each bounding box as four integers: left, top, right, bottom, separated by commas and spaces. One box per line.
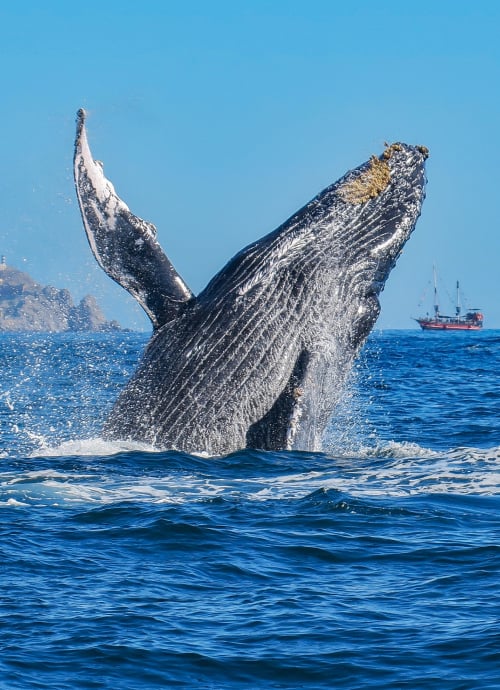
2, 447, 498, 510
0, 435, 496, 508
0, 497, 30, 507
29, 437, 157, 458
355, 440, 440, 460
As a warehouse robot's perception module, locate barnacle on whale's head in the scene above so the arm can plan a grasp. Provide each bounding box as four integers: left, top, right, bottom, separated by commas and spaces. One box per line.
338, 154, 391, 205
338, 141, 429, 205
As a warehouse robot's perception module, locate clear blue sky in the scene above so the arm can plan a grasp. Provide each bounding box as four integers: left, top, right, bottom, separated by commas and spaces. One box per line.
0, 0, 499, 329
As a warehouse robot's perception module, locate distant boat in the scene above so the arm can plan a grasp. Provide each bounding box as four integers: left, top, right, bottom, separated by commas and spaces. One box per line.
415, 267, 483, 331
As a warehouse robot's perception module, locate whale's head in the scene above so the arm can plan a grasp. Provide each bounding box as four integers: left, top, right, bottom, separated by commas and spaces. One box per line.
200, 141, 427, 353
324, 142, 428, 347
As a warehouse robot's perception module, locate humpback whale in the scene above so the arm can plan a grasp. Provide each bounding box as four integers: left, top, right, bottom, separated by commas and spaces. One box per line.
74, 109, 428, 455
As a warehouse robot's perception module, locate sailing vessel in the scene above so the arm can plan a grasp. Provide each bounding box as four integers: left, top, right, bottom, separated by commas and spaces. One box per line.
415, 268, 483, 331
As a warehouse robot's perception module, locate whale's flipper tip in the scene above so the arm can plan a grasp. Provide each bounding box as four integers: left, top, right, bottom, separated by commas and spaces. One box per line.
76, 108, 86, 131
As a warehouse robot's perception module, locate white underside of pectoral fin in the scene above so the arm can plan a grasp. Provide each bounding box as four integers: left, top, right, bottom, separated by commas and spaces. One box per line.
73, 109, 193, 328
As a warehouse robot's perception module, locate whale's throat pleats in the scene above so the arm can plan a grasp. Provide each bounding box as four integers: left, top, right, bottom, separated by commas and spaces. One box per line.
246, 349, 310, 450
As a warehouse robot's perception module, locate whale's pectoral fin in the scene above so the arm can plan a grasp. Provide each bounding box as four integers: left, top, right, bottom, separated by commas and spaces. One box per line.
246, 350, 311, 451
73, 109, 193, 329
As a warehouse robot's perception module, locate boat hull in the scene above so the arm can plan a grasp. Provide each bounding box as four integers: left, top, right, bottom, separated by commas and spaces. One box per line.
417, 319, 482, 331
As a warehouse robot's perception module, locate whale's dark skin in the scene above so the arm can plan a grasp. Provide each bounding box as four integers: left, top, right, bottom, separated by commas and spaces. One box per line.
74, 109, 428, 454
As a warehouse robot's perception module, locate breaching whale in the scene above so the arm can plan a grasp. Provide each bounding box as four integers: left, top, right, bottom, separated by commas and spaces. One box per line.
74, 109, 428, 455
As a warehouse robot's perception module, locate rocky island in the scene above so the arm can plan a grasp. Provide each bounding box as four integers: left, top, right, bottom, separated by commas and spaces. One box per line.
0, 257, 121, 332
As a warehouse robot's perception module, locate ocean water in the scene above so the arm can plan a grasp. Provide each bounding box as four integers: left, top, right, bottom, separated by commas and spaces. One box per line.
0, 330, 499, 689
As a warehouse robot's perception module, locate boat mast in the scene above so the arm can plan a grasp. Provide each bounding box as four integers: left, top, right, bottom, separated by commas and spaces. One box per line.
433, 265, 439, 317
456, 281, 461, 317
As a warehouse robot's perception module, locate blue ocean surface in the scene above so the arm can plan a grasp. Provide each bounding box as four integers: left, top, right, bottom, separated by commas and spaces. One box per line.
0, 330, 499, 689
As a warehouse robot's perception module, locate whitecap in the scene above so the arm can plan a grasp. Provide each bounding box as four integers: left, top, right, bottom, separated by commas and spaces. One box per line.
0, 497, 30, 507
29, 437, 156, 458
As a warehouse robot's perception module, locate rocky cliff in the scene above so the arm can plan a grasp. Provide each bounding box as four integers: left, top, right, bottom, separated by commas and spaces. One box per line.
0, 263, 122, 332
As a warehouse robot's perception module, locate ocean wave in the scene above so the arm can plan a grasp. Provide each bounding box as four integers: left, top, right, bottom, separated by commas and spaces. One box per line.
1, 441, 498, 510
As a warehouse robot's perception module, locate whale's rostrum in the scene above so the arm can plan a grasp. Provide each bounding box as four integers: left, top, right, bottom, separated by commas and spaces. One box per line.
74, 109, 428, 455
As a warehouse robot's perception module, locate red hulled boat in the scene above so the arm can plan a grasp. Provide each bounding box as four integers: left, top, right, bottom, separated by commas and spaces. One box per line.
415, 268, 483, 332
